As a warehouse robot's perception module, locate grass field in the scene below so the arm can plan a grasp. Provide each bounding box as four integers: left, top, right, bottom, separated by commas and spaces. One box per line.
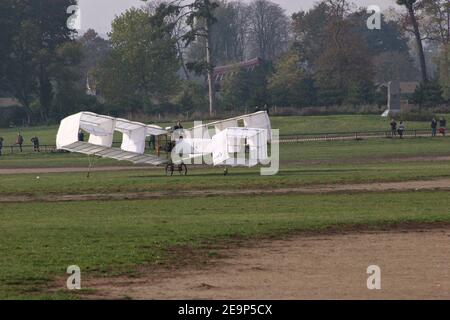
1, 114, 450, 299
1, 136, 450, 168
0, 114, 442, 146
1, 191, 450, 299
1, 161, 450, 196
270, 114, 438, 135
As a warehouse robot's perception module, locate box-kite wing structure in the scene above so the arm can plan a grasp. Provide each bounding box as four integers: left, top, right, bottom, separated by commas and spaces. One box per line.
175, 111, 272, 167
56, 112, 168, 165
56, 111, 272, 168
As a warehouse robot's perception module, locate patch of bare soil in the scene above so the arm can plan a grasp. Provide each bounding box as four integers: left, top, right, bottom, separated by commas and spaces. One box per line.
285, 155, 450, 166
2, 178, 450, 203
0, 166, 159, 175
82, 225, 450, 300
1, 154, 450, 175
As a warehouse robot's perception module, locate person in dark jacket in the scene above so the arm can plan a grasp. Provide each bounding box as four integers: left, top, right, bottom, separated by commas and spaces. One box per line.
0, 137, 3, 156
148, 135, 156, 150
390, 119, 397, 137
78, 130, 85, 142
31, 136, 40, 152
431, 118, 438, 137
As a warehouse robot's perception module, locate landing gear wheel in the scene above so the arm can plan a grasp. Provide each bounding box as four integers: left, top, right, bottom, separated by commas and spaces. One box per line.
179, 163, 188, 175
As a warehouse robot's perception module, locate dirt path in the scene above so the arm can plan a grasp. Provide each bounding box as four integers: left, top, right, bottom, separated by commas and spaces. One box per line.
1, 178, 450, 203
84, 227, 450, 300
0, 166, 160, 175
1, 155, 450, 175
285, 155, 450, 166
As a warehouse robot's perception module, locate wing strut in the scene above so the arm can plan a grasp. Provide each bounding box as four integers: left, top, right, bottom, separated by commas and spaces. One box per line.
87, 154, 101, 178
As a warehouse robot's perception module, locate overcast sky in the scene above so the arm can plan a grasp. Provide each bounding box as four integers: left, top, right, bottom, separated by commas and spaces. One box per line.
78, 0, 401, 35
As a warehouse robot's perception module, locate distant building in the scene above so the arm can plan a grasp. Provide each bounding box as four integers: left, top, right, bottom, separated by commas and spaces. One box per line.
399, 81, 419, 97
0, 97, 25, 127
0, 97, 23, 108
381, 81, 419, 117
213, 57, 264, 91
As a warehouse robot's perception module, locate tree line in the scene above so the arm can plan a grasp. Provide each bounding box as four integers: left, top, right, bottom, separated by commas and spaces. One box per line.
0, 0, 449, 126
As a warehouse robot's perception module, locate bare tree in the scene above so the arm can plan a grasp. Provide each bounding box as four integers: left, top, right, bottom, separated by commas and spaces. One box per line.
188, 1, 251, 65
397, 0, 428, 82
421, 0, 450, 45
212, 1, 250, 63
144, 0, 190, 79
323, 0, 352, 18
231, 2, 250, 61
148, 0, 219, 115
247, 0, 290, 61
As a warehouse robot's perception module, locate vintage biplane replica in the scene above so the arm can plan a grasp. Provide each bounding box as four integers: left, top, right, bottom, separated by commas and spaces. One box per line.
56, 111, 272, 176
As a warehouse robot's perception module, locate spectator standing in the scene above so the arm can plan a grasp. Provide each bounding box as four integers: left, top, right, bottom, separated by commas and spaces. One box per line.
431, 118, 438, 137
16, 133, 24, 152
31, 136, 40, 152
439, 117, 446, 136
148, 135, 156, 150
0, 137, 3, 156
398, 121, 405, 139
390, 119, 397, 137
78, 130, 85, 142
172, 121, 184, 143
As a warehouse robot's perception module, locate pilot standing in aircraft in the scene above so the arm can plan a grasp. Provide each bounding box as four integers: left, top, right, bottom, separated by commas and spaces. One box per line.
148, 135, 156, 150
174, 120, 183, 130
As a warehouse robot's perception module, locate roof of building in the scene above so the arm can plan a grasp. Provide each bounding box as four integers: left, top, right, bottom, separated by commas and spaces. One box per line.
213, 57, 263, 76
0, 98, 23, 108
399, 82, 419, 94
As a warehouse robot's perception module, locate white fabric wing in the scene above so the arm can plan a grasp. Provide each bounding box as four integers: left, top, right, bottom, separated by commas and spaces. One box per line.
214, 119, 238, 134
56, 112, 169, 165
211, 127, 269, 167
120, 126, 147, 154
56, 113, 82, 150
243, 112, 272, 141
